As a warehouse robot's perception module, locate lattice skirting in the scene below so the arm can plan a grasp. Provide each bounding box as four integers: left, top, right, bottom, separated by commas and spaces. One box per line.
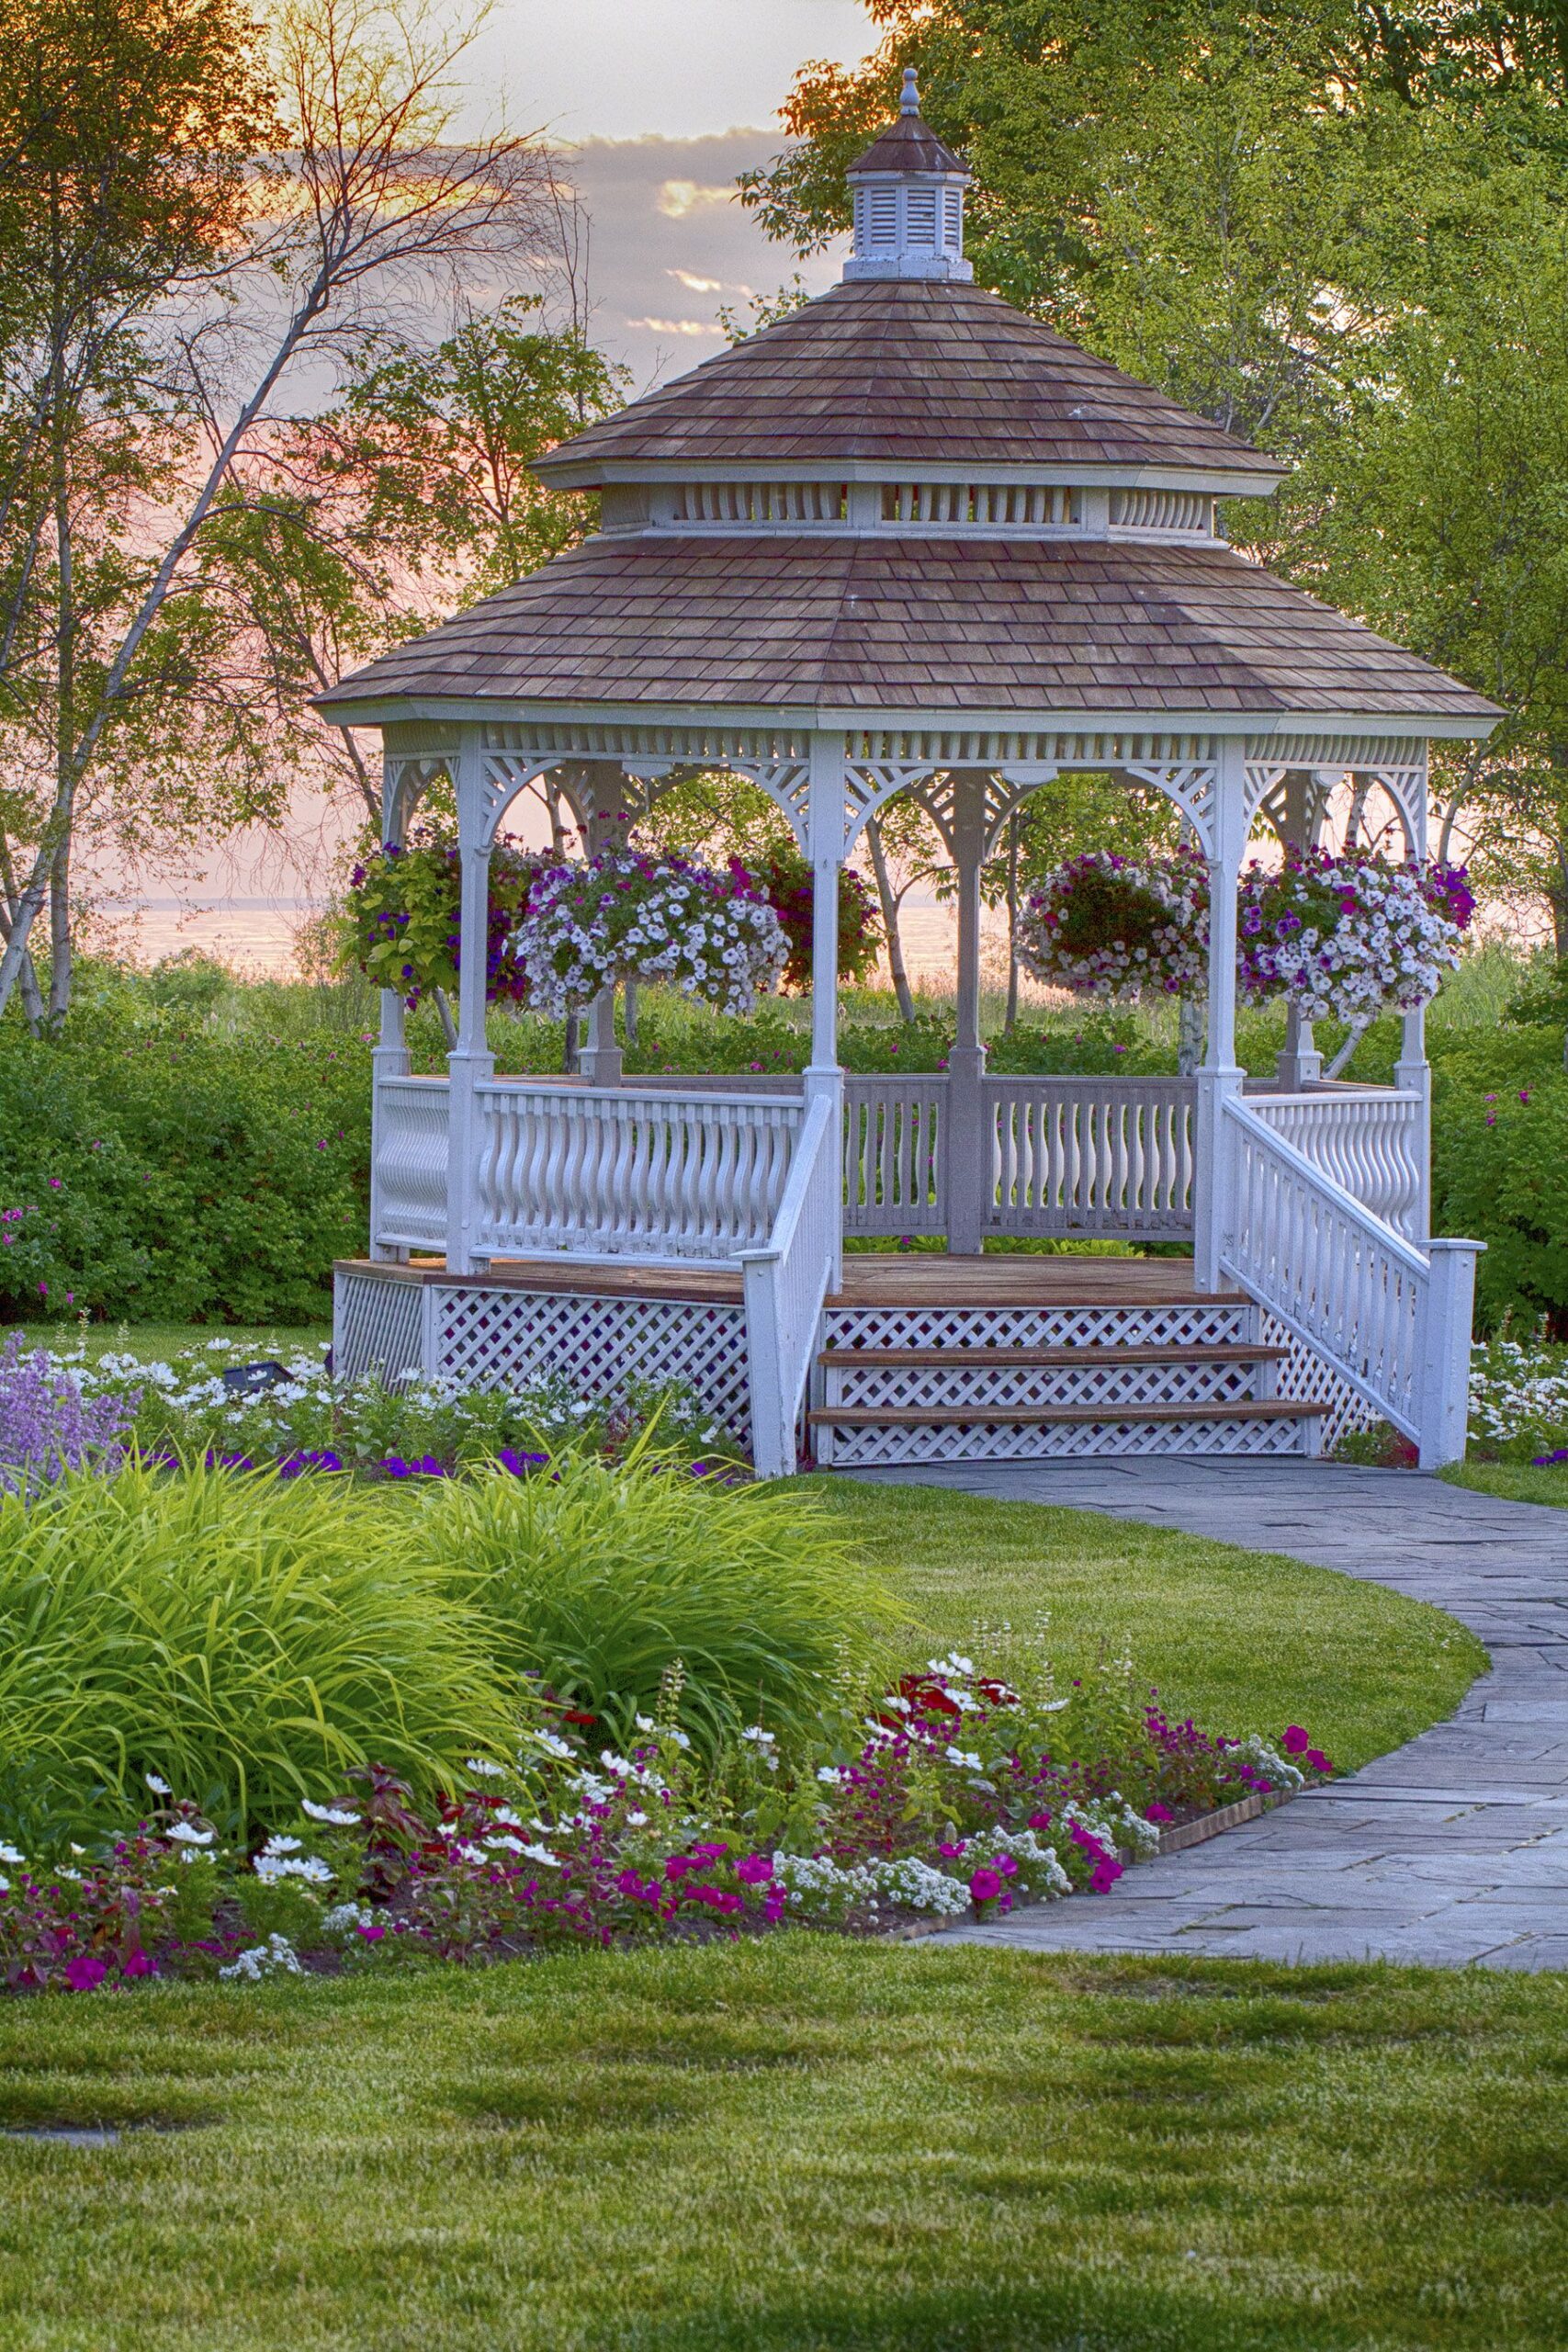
333, 1270, 752, 1449
822, 1301, 1253, 1353
824, 1357, 1263, 1414
1258, 1313, 1384, 1454
333, 1272, 423, 1385
817, 1413, 1318, 1467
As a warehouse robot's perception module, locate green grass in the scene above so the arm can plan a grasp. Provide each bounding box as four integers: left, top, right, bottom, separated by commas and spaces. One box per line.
16, 1322, 329, 1363
1, 1942, 1564, 2351
808, 1476, 1484, 1770
1441, 1462, 1568, 1509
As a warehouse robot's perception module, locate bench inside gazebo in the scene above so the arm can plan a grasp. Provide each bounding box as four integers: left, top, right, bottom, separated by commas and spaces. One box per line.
316, 76, 1495, 1477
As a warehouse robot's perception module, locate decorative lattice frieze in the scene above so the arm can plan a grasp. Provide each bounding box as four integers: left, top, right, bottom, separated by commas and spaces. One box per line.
1260, 1312, 1383, 1455
823, 1354, 1263, 1416
823, 1301, 1253, 1355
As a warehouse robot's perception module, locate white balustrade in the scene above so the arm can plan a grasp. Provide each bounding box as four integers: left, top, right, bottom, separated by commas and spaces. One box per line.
842, 1075, 947, 1236
372, 1078, 451, 1252
1247, 1090, 1424, 1238
740, 1093, 840, 1478
986, 1076, 1196, 1236
1218, 1094, 1478, 1464
473, 1081, 802, 1261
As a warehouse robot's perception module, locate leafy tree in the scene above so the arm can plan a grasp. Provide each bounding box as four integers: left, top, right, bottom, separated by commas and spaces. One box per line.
0, 0, 558, 1029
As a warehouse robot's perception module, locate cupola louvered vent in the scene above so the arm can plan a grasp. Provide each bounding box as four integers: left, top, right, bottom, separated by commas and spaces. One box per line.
1109, 488, 1214, 535
671, 481, 850, 526
882, 482, 1077, 528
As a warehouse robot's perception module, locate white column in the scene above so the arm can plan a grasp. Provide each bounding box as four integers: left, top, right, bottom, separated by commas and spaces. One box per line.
1194, 742, 1247, 1292
578, 765, 626, 1087
946, 775, 989, 1256
805, 730, 845, 1287
369, 749, 412, 1264
445, 729, 495, 1276
1391, 766, 1434, 1240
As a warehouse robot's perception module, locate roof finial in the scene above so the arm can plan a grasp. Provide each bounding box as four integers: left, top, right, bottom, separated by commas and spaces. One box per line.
900, 65, 920, 115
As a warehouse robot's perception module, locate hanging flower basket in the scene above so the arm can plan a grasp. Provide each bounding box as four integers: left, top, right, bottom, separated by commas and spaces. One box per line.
1238, 847, 1474, 1023
1015, 848, 1210, 1002
511, 850, 788, 1017
348, 829, 541, 1012
728, 847, 881, 992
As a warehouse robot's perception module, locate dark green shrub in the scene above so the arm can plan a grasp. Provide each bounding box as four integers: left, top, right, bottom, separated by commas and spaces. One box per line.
1431, 1032, 1568, 1333
0, 1026, 371, 1323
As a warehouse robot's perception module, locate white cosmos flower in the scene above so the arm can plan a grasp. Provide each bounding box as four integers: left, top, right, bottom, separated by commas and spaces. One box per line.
144, 1772, 173, 1796
167, 1822, 214, 1847
301, 1802, 359, 1826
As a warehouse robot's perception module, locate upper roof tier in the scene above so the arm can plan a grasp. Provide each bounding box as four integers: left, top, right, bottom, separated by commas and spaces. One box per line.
536, 281, 1288, 491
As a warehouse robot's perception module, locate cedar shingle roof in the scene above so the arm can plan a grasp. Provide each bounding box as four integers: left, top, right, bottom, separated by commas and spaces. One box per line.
847, 112, 968, 177
533, 281, 1287, 486
315, 535, 1499, 721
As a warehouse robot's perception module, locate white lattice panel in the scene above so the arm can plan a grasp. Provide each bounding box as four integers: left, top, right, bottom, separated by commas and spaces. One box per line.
433, 1286, 752, 1448
823, 1302, 1253, 1353
818, 1411, 1318, 1467
333, 1272, 423, 1385
1259, 1312, 1382, 1455
824, 1356, 1263, 1415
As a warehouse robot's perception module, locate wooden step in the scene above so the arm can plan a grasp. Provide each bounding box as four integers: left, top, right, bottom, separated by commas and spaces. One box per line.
817, 1342, 1288, 1371
807, 1399, 1327, 1430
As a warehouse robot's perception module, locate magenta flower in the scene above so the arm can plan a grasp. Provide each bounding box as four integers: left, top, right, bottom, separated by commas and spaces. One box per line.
1305, 1749, 1331, 1774
1145, 1803, 1174, 1825
1281, 1725, 1310, 1756
663, 1855, 695, 1881
735, 1854, 773, 1885
969, 1867, 1003, 1904
63, 1954, 108, 1993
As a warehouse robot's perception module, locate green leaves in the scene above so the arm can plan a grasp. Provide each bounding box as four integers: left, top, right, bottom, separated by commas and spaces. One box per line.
0, 1460, 517, 1844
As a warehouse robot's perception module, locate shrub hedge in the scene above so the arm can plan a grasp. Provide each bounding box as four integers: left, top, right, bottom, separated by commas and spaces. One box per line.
3, 972, 1565, 1332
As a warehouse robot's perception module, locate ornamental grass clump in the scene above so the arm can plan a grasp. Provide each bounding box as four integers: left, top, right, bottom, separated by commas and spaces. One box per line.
405, 1443, 893, 1754
0, 1460, 515, 1848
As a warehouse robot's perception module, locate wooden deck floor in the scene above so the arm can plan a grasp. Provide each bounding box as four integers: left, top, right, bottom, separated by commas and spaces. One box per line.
340, 1252, 1224, 1309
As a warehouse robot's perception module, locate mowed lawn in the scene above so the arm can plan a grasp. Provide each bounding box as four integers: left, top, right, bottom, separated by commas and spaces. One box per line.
1, 1943, 1564, 2352
1, 1329, 1526, 2350
807, 1476, 1484, 1770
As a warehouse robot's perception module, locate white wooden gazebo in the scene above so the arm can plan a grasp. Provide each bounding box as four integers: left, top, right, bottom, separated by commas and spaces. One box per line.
317, 77, 1497, 1476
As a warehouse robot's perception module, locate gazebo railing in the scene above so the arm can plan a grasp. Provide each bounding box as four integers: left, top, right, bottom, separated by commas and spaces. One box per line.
472, 1080, 803, 1263
984, 1075, 1196, 1237
1244, 1090, 1424, 1240
1217, 1093, 1476, 1466
373, 1076, 451, 1253
370, 1068, 1427, 1260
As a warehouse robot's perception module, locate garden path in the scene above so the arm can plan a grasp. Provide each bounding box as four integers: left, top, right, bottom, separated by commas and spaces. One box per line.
845, 1460, 1568, 1969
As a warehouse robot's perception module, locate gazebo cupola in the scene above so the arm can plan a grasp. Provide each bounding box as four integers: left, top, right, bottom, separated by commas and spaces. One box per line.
844, 68, 973, 283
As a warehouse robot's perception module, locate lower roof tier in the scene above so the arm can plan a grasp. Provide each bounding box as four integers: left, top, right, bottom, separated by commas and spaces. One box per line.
316, 534, 1499, 725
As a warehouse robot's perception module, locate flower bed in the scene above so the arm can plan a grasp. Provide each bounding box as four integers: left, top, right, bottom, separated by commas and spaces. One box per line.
0, 1656, 1330, 1993
0, 1334, 736, 1485
1466, 1324, 1568, 1464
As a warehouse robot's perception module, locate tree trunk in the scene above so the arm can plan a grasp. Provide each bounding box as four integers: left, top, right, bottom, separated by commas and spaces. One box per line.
1003, 812, 1021, 1035
1178, 991, 1204, 1076
45, 834, 71, 1031
865, 814, 917, 1023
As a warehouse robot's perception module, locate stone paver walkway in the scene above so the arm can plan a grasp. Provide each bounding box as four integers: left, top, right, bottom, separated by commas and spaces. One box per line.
847, 1460, 1568, 1969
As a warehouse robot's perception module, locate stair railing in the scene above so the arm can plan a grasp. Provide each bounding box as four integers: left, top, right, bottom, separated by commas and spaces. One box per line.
739, 1091, 840, 1478
1217, 1092, 1478, 1466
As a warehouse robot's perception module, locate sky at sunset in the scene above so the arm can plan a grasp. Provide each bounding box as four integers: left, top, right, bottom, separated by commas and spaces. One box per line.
115, 2, 886, 970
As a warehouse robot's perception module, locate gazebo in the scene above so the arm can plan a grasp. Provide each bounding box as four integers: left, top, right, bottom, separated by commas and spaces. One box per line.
317, 75, 1497, 1476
